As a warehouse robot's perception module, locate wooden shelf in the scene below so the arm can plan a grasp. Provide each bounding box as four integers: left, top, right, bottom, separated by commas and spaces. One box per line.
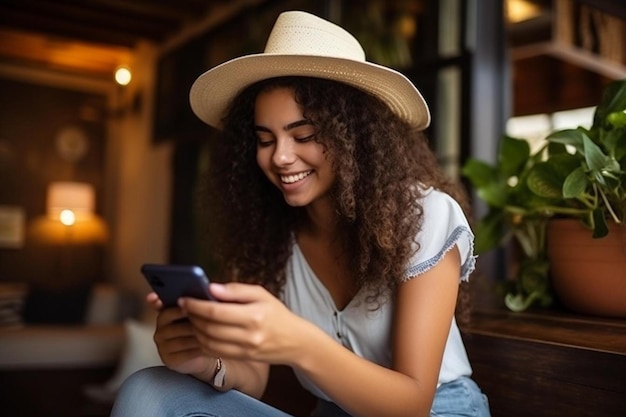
465, 307, 626, 354
511, 41, 626, 80
508, 0, 626, 115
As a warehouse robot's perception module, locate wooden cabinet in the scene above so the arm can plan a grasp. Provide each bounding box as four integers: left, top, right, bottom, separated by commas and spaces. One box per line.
462, 309, 626, 417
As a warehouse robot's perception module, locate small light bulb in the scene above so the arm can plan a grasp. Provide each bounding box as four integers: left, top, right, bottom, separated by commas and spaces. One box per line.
59, 209, 76, 226
115, 66, 132, 86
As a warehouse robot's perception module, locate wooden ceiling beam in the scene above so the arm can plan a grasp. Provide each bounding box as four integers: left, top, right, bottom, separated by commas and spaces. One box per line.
0, 8, 146, 47
83, 0, 209, 22
0, 0, 182, 45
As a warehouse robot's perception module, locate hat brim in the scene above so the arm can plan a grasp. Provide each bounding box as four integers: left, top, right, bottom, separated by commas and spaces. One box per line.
189, 54, 430, 130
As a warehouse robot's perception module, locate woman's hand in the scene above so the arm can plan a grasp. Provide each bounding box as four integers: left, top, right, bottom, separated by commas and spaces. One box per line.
147, 292, 215, 378
179, 282, 312, 366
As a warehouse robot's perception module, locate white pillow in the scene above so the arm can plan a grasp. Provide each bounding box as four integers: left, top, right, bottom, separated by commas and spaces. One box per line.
83, 318, 163, 403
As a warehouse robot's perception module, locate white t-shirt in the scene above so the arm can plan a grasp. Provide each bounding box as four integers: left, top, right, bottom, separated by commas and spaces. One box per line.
281, 188, 475, 401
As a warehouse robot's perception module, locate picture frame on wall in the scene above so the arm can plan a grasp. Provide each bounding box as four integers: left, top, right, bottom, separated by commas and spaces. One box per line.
0, 205, 25, 249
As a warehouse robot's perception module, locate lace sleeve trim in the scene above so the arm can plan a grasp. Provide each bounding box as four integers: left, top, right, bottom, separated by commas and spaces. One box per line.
403, 225, 476, 282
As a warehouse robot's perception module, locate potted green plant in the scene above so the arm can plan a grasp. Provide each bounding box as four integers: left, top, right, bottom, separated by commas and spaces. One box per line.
462, 79, 626, 316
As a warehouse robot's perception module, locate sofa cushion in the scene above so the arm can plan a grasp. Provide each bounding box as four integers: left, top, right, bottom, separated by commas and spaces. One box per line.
0, 324, 125, 369
0, 282, 136, 370
83, 318, 163, 403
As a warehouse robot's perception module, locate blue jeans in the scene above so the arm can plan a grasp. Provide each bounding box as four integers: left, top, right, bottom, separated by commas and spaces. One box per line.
311, 376, 491, 417
110, 367, 490, 417
431, 377, 491, 417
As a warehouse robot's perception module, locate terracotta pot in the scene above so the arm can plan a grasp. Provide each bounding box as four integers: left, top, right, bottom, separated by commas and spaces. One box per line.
547, 219, 626, 318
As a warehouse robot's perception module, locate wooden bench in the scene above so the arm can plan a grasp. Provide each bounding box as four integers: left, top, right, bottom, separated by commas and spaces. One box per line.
462, 308, 626, 417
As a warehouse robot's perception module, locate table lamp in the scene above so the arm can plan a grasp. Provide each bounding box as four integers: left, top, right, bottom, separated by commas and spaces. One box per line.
47, 182, 95, 226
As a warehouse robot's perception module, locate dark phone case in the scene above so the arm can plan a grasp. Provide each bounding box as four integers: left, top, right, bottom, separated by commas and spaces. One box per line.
140, 264, 213, 308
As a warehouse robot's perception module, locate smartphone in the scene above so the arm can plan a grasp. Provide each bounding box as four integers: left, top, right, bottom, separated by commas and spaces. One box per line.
140, 263, 214, 308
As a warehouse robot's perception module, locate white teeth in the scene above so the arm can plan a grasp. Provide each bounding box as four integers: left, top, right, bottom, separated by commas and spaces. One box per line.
281, 171, 312, 184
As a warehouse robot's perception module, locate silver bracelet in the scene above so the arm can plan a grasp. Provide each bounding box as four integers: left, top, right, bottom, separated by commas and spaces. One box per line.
213, 357, 226, 388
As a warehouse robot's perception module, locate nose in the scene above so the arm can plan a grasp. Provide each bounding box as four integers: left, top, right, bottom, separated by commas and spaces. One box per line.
272, 137, 296, 166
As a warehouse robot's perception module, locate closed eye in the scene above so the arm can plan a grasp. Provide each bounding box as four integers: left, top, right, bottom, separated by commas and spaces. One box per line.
256, 131, 275, 147
254, 119, 315, 146
295, 133, 316, 143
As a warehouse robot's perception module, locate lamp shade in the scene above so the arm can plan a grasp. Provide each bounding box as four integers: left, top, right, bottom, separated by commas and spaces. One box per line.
47, 182, 95, 223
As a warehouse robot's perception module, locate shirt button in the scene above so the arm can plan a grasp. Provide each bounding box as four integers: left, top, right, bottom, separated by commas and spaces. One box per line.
336, 332, 342, 338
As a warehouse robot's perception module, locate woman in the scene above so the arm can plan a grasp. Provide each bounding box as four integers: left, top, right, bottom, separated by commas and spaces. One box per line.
111, 10, 490, 417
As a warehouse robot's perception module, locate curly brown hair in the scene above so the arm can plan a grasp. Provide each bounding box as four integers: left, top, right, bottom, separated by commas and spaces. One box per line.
201, 76, 468, 303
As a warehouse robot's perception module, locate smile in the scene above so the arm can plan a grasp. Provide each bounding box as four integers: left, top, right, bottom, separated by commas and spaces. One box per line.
280, 170, 313, 184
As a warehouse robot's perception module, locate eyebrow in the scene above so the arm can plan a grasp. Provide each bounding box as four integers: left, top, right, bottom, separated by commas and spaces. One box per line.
254, 119, 312, 133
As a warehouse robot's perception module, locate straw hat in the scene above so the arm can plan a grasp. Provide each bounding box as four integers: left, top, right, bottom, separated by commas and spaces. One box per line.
189, 10, 430, 130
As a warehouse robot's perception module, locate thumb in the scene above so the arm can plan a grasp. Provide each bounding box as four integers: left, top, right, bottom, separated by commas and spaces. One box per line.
209, 282, 270, 303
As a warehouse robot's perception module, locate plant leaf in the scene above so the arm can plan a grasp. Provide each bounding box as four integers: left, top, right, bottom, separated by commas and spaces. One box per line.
594, 80, 626, 129
547, 141, 568, 156
562, 167, 588, 198
473, 210, 505, 254
605, 127, 626, 160
607, 110, 626, 128
504, 291, 544, 312
461, 158, 496, 188
504, 292, 532, 312
499, 135, 530, 178
583, 134, 610, 172
477, 181, 508, 207
527, 162, 565, 199
547, 129, 585, 155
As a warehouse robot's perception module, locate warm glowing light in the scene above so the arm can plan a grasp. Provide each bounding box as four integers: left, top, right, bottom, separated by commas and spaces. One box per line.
506, 0, 542, 23
47, 182, 95, 223
59, 209, 76, 226
28, 215, 109, 245
115, 66, 132, 86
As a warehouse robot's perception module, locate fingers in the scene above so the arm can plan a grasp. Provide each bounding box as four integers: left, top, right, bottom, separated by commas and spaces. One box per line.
159, 345, 214, 376
158, 334, 201, 353
178, 283, 270, 325
173, 283, 294, 363
191, 320, 264, 356
146, 292, 163, 310
153, 312, 213, 373
181, 282, 273, 325
181, 296, 266, 329
156, 306, 189, 327
179, 297, 267, 357
209, 282, 270, 303
192, 333, 252, 360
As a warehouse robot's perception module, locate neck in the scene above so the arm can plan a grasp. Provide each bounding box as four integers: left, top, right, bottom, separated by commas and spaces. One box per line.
301, 197, 339, 241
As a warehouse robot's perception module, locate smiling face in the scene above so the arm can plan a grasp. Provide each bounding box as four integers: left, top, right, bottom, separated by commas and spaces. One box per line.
254, 87, 335, 209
